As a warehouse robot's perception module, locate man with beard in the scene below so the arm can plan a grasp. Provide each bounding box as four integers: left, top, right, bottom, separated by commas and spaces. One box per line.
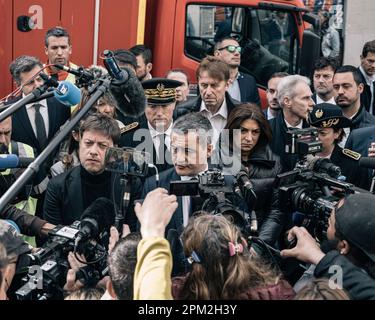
214, 37, 260, 105
264, 72, 289, 120
333, 65, 375, 147
281, 193, 375, 300
312, 57, 338, 104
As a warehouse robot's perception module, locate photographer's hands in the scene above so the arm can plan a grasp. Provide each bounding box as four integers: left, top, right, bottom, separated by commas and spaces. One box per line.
134, 188, 178, 238
63, 252, 86, 292
280, 227, 325, 265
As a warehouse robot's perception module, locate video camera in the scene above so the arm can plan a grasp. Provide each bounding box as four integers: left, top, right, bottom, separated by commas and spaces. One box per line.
11, 197, 114, 300
274, 128, 360, 240
12, 221, 108, 300
170, 169, 257, 236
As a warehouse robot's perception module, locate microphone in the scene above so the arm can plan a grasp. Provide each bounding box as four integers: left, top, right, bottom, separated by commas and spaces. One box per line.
236, 170, 257, 209
54, 81, 81, 106
359, 157, 375, 169
109, 66, 146, 117
0, 154, 34, 170
74, 197, 115, 248
103, 50, 127, 81
53, 64, 95, 82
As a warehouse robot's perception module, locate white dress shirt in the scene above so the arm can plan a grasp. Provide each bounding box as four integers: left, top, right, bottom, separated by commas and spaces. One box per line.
24, 97, 49, 138
284, 118, 303, 129
147, 121, 172, 158
180, 165, 208, 227
316, 95, 336, 105
200, 100, 228, 147
228, 73, 241, 102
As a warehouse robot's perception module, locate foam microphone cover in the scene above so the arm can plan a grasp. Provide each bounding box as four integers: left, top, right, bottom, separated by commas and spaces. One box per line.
54, 81, 82, 106
0, 154, 19, 169
359, 157, 375, 169
109, 67, 146, 117
81, 197, 115, 232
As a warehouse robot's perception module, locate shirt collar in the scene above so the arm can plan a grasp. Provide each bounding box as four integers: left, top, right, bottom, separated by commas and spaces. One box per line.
24, 95, 48, 110
316, 95, 336, 105
180, 165, 208, 180
148, 121, 173, 139
284, 118, 303, 129
200, 99, 228, 119
360, 66, 375, 85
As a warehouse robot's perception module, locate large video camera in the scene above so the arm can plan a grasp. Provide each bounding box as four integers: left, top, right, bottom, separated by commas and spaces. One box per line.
170, 169, 257, 236
11, 197, 114, 300
274, 128, 360, 240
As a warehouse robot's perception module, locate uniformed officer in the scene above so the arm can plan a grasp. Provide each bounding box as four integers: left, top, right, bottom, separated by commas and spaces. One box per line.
308, 103, 371, 189
119, 78, 182, 176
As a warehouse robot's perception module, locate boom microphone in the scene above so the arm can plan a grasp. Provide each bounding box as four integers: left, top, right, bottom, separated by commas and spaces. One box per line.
0, 154, 34, 169
109, 66, 146, 117
236, 170, 257, 210
359, 157, 375, 170
74, 197, 115, 248
54, 64, 95, 82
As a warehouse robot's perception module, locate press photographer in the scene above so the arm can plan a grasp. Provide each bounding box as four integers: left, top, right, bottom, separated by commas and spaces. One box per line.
281, 193, 375, 300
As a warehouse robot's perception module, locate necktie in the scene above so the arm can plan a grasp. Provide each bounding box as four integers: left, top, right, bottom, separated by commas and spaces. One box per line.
34, 104, 48, 149
157, 134, 171, 165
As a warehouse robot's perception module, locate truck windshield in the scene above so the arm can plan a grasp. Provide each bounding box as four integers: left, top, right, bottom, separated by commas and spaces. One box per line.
185, 4, 298, 87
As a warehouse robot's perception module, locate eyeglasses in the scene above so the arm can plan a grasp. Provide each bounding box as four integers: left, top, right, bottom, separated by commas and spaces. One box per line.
218, 45, 242, 54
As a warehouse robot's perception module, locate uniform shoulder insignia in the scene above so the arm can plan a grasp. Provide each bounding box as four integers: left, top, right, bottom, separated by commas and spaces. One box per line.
342, 148, 361, 161
121, 122, 139, 134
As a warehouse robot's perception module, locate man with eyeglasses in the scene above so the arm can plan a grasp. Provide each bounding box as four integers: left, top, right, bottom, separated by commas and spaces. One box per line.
214, 36, 260, 106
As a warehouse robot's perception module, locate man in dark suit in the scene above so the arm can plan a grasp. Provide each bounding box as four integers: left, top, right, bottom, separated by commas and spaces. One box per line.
120, 78, 182, 176
9, 55, 71, 159
269, 75, 314, 172
346, 126, 375, 158
142, 112, 247, 234
333, 65, 375, 147
43, 114, 138, 230
358, 40, 375, 114
214, 36, 260, 106
176, 56, 241, 146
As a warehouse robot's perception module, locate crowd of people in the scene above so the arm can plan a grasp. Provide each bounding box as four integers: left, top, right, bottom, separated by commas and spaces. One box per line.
1, 25, 375, 301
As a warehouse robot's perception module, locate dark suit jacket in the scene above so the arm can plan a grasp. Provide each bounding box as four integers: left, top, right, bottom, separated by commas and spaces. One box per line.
119, 114, 174, 175
43, 165, 139, 230
358, 67, 375, 114
11, 96, 71, 155
269, 111, 310, 172
175, 92, 241, 119
345, 126, 375, 157
237, 72, 261, 106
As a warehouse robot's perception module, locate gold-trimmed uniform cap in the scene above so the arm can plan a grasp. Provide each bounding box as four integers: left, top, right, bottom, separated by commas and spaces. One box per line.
142, 78, 183, 105
308, 103, 352, 129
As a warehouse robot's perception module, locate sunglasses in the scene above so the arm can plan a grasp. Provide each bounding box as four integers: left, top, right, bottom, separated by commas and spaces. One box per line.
218, 45, 242, 54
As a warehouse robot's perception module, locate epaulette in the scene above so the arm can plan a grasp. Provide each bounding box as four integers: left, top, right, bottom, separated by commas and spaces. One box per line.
342, 148, 361, 161
121, 122, 139, 134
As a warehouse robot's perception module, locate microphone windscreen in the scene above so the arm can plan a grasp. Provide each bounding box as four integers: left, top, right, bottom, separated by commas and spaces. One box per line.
0, 154, 19, 169
54, 81, 81, 106
359, 157, 375, 169
109, 67, 146, 117
81, 197, 115, 231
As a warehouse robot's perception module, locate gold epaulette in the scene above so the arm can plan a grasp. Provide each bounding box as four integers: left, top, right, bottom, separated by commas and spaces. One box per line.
121, 122, 139, 134
342, 148, 361, 161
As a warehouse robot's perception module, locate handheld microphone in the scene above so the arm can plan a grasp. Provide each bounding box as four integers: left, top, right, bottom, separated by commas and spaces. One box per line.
236, 170, 257, 209
54, 81, 81, 106
74, 197, 115, 248
359, 157, 375, 169
54, 64, 95, 82
0, 154, 34, 170
39, 72, 60, 88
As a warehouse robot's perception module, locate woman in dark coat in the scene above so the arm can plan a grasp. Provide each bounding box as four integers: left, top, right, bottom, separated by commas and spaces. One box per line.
212, 103, 282, 226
